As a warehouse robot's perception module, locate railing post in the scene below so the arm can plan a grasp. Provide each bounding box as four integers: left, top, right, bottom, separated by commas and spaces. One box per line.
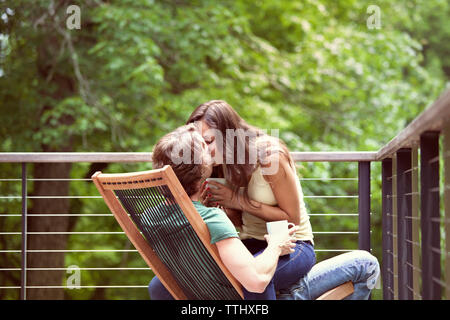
443, 124, 450, 300
381, 158, 393, 300
420, 131, 441, 300
358, 161, 371, 252
396, 148, 413, 300
392, 155, 398, 299
411, 145, 421, 299
21, 163, 27, 300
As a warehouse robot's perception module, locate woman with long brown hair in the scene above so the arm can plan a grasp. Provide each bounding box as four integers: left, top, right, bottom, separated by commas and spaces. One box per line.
186, 100, 315, 299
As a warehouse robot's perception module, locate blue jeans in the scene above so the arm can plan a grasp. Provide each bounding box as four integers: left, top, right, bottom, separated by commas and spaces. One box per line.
148, 274, 176, 300
276, 250, 380, 300
241, 239, 315, 300
148, 239, 315, 300
148, 250, 380, 300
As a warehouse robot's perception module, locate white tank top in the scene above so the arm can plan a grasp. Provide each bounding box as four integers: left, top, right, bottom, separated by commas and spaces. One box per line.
238, 165, 314, 244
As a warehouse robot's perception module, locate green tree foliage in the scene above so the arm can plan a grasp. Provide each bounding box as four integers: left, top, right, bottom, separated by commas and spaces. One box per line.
0, 0, 448, 299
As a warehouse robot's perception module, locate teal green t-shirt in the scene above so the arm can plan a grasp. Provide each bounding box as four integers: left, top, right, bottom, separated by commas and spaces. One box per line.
192, 201, 239, 244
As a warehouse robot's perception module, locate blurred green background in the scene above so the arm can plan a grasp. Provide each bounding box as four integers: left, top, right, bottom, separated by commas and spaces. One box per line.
0, 0, 449, 300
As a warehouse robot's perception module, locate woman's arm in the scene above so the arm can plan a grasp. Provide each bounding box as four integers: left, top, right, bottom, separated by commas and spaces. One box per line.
215, 228, 297, 293
207, 152, 302, 225
243, 152, 301, 224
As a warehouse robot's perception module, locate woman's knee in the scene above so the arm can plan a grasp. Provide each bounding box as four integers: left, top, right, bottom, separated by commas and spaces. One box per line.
360, 251, 380, 289
347, 250, 380, 289
355, 250, 380, 270
344, 250, 379, 266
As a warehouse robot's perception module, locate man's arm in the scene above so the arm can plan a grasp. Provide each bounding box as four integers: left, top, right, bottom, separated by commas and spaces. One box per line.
215, 237, 281, 293
215, 227, 298, 293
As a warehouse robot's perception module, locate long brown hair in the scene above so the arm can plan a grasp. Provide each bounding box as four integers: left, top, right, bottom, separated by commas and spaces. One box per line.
186, 100, 294, 206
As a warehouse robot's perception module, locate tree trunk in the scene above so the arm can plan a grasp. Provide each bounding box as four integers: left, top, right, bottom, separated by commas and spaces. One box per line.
26, 15, 77, 298
27, 160, 72, 300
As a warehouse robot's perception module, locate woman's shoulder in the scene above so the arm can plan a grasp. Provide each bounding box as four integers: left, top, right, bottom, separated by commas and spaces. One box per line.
250, 138, 294, 183
254, 134, 280, 149
255, 135, 290, 160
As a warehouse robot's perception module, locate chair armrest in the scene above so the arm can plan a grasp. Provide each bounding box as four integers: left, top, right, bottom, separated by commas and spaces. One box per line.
315, 281, 354, 300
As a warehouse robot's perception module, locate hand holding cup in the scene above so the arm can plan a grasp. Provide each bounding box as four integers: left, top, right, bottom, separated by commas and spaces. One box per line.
264, 220, 299, 256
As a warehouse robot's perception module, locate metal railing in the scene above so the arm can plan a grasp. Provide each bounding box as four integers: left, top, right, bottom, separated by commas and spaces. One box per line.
1, 88, 449, 300
0, 152, 374, 299
378, 88, 450, 300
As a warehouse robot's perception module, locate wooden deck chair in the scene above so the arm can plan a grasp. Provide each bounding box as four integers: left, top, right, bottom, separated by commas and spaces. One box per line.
92, 165, 354, 300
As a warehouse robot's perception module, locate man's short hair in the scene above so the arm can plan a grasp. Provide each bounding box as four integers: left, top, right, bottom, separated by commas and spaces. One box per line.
152, 124, 207, 196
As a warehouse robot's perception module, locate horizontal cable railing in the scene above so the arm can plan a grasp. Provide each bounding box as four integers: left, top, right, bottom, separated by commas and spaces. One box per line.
0, 152, 371, 299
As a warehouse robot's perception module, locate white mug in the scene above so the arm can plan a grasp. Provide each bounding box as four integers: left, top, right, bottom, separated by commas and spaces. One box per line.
266, 220, 295, 235
205, 178, 228, 189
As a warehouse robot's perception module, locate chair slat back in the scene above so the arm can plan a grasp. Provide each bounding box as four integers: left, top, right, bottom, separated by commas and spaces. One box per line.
92, 165, 243, 300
